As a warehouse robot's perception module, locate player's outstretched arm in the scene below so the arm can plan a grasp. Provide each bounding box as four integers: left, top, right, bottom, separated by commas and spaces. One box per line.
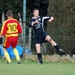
48, 16, 54, 22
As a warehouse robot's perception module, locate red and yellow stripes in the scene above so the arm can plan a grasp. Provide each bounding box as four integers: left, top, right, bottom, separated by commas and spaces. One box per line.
1, 18, 22, 37
1, 20, 7, 36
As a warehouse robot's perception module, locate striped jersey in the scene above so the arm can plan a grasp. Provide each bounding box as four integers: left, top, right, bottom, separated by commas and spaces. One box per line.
1, 18, 22, 37
29, 16, 50, 35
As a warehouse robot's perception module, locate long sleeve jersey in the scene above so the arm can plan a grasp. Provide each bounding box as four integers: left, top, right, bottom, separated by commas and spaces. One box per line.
29, 16, 50, 36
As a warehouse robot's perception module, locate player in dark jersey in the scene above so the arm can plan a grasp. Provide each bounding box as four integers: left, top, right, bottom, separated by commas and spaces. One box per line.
29, 9, 63, 64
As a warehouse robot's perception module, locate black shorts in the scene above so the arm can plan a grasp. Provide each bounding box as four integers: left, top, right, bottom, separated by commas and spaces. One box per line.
34, 32, 48, 45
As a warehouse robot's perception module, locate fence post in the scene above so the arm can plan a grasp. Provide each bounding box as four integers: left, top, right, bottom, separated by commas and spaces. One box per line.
23, 0, 26, 52
28, 28, 32, 51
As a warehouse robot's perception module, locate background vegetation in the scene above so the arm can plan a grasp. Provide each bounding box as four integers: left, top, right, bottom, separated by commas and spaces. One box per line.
0, 0, 22, 19
0, 0, 75, 55
46, 0, 75, 55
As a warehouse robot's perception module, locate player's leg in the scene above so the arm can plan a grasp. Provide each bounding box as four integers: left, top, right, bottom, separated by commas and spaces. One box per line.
12, 37, 21, 64
13, 48, 20, 63
3, 47, 11, 63
35, 44, 43, 64
45, 35, 63, 53
3, 38, 11, 63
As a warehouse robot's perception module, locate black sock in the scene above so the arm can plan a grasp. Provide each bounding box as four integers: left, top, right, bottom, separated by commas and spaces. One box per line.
37, 53, 43, 64
54, 45, 60, 53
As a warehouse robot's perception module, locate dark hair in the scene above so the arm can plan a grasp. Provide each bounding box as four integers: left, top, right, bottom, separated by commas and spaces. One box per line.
33, 9, 39, 12
6, 10, 13, 17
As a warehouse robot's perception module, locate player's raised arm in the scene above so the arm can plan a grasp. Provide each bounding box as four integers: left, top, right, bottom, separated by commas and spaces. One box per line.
48, 16, 54, 22
42, 16, 54, 23
0, 21, 7, 37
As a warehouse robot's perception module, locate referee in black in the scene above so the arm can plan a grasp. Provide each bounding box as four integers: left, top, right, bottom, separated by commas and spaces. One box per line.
29, 9, 63, 64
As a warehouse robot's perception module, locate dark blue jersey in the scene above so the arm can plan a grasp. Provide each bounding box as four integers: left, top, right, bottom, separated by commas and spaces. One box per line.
29, 16, 50, 36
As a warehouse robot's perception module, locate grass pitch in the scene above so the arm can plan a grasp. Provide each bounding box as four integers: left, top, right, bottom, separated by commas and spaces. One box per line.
0, 58, 75, 75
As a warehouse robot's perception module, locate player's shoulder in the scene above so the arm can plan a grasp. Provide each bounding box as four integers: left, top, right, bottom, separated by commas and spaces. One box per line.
31, 16, 42, 19
6, 18, 18, 22
31, 17, 35, 20
30, 17, 36, 21
37, 16, 47, 19
12, 18, 20, 24
12, 18, 18, 22
3, 19, 8, 24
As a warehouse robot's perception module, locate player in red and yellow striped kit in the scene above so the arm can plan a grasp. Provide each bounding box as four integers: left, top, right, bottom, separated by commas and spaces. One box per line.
0, 10, 22, 64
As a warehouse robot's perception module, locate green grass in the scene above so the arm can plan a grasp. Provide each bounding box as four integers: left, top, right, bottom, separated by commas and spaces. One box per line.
0, 58, 75, 75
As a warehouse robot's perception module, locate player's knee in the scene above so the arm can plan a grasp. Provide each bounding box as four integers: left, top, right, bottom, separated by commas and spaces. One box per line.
35, 44, 40, 51
36, 47, 40, 51
49, 38, 52, 42
46, 36, 52, 42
